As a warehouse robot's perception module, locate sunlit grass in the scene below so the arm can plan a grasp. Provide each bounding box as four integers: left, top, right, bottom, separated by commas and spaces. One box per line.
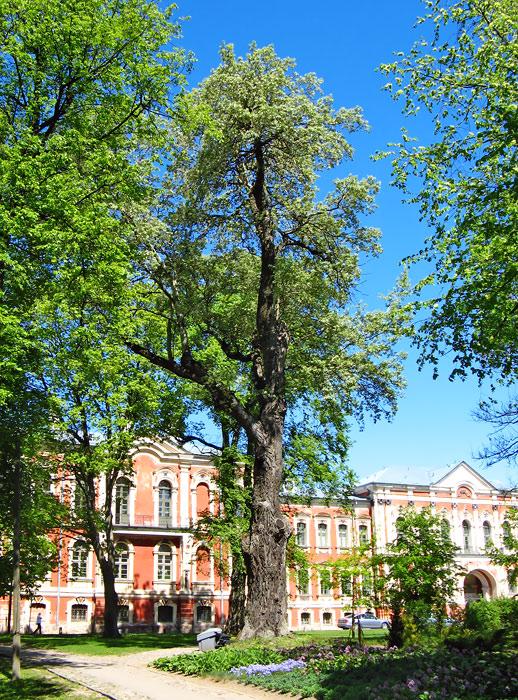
0, 632, 196, 656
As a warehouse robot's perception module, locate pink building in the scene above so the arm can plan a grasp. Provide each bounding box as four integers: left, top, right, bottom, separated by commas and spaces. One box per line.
0, 442, 515, 634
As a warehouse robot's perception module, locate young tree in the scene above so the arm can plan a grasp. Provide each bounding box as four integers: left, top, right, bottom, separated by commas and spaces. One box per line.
127, 45, 407, 637
39, 309, 188, 638
383, 507, 461, 646
0, 376, 64, 679
192, 447, 251, 635
380, 0, 517, 384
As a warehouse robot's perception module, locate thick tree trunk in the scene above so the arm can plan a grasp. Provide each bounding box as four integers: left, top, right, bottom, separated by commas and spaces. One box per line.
225, 564, 247, 636
98, 558, 119, 638
240, 432, 290, 639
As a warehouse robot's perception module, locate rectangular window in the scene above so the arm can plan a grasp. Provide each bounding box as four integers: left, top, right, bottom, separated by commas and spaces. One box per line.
323, 612, 332, 625
320, 570, 331, 596
301, 612, 311, 625
318, 522, 328, 548
297, 568, 309, 595
71, 604, 87, 621
338, 523, 348, 549
362, 573, 373, 597
117, 605, 129, 622
157, 605, 174, 623
296, 522, 307, 547
196, 605, 212, 623
359, 524, 369, 545
340, 575, 352, 596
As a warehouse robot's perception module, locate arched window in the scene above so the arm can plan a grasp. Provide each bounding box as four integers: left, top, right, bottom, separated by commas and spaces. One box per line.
338, 524, 348, 548
359, 524, 369, 545
195, 546, 211, 581
301, 611, 311, 625
115, 543, 129, 580
71, 541, 89, 579
157, 543, 173, 581
483, 521, 492, 547
462, 520, 471, 552
71, 604, 88, 621
296, 522, 307, 547
317, 522, 328, 548
196, 483, 210, 516
115, 478, 130, 525
158, 480, 172, 527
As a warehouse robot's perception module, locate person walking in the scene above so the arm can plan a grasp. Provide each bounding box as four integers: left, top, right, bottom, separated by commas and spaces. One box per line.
33, 612, 43, 635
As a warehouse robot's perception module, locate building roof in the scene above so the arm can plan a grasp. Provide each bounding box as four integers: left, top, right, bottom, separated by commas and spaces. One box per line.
356, 461, 511, 493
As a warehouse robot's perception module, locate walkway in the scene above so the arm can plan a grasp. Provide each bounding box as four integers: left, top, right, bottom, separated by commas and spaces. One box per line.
0, 645, 289, 700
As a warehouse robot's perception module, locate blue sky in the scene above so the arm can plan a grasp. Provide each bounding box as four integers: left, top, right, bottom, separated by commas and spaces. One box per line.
175, 0, 515, 488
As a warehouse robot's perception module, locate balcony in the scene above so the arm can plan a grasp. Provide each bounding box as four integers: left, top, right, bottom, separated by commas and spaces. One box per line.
113, 514, 184, 534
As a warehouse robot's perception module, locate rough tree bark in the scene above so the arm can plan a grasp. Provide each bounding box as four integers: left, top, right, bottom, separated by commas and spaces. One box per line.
97, 557, 119, 638
225, 566, 246, 636
241, 432, 290, 638
127, 138, 292, 638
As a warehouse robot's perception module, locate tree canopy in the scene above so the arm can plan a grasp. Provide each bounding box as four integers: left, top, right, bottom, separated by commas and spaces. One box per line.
126, 44, 408, 637
380, 0, 517, 383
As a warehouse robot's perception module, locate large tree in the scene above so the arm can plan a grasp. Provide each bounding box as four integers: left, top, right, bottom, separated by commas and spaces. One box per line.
126, 45, 407, 638
380, 0, 517, 383
0, 0, 186, 648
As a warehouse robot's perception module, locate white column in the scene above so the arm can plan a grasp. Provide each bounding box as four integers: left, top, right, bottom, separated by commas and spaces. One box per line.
179, 466, 190, 528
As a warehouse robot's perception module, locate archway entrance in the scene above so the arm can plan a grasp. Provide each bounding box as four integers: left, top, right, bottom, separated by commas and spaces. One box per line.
463, 569, 495, 602
464, 574, 482, 602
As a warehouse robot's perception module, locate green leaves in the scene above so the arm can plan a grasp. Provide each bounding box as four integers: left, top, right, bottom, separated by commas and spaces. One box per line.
380, 0, 518, 382
384, 507, 462, 624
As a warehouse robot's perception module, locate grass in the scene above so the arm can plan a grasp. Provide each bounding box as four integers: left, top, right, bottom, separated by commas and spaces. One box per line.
0, 658, 103, 699
228, 628, 388, 650
0, 632, 196, 656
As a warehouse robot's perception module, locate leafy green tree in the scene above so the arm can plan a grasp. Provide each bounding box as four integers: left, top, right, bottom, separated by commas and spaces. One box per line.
39, 308, 188, 637
0, 0, 187, 645
380, 0, 517, 383
383, 507, 462, 646
327, 542, 379, 643
193, 446, 251, 635
127, 44, 407, 637
487, 507, 518, 588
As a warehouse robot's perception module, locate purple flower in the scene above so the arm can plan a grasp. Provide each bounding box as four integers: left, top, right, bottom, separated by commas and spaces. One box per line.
230, 659, 307, 677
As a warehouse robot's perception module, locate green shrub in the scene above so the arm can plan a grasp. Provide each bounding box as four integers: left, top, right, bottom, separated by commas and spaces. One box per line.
464, 597, 518, 633
152, 645, 283, 675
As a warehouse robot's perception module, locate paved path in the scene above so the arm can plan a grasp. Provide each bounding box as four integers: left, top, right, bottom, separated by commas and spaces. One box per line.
0, 645, 291, 700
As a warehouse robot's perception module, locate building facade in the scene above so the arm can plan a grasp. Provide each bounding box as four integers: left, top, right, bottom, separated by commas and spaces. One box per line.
0, 442, 515, 634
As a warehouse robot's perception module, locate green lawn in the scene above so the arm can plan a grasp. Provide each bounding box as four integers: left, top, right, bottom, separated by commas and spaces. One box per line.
0, 632, 196, 656
0, 658, 103, 699
229, 628, 388, 650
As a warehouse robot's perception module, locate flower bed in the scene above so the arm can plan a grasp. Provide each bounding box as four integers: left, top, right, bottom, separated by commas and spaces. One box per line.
241, 647, 518, 699
153, 637, 517, 699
